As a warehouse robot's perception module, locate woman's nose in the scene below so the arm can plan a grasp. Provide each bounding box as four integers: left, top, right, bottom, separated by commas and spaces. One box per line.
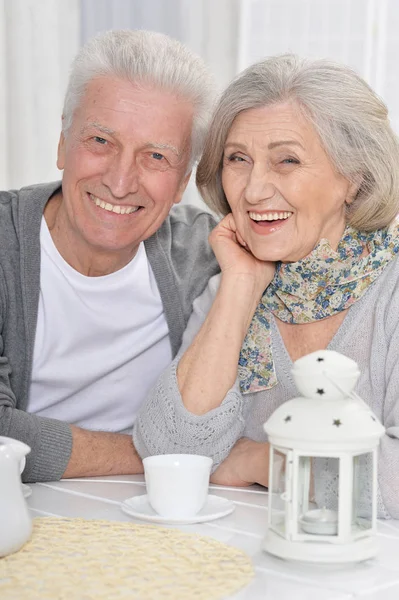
244, 166, 276, 204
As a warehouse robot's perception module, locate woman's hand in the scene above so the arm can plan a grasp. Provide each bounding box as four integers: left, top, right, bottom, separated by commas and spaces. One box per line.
210, 438, 270, 488
177, 215, 275, 416
210, 213, 275, 297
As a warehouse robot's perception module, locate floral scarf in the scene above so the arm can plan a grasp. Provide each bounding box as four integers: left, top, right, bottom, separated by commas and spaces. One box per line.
238, 222, 399, 394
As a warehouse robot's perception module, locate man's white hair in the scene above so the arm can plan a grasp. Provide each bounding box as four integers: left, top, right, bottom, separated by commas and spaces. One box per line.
62, 29, 216, 169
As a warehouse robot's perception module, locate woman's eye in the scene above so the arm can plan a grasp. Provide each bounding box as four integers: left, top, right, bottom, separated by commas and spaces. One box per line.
281, 157, 299, 164
226, 154, 246, 162
94, 136, 107, 145
151, 152, 165, 161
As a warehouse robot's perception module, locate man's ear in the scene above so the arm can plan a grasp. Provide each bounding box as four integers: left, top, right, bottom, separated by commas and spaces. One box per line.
174, 171, 192, 205
57, 130, 66, 170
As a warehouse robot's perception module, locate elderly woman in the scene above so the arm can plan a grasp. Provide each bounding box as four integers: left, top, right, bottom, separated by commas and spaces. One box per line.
133, 55, 399, 518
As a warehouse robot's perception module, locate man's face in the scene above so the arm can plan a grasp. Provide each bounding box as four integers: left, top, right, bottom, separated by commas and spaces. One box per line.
56, 76, 193, 269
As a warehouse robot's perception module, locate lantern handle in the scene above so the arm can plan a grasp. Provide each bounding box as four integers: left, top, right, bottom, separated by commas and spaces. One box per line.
322, 371, 365, 406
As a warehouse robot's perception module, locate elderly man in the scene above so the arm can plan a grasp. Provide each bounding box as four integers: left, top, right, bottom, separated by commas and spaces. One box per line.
0, 30, 219, 482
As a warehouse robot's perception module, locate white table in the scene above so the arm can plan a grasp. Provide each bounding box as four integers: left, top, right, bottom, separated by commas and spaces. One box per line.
27, 476, 399, 599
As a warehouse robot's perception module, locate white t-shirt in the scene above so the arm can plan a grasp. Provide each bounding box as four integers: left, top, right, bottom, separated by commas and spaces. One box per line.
27, 218, 172, 433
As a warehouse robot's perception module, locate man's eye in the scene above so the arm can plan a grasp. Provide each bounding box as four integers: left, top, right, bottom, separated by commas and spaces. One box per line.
94, 136, 107, 145
151, 152, 165, 161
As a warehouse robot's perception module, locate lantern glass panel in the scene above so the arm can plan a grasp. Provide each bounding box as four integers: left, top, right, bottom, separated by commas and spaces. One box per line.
271, 448, 286, 493
296, 455, 312, 523
296, 456, 340, 537
353, 452, 373, 533
294, 456, 341, 538
270, 448, 289, 537
312, 456, 340, 511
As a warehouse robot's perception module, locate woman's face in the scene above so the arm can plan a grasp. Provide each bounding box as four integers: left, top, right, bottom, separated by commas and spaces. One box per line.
221, 101, 357, 263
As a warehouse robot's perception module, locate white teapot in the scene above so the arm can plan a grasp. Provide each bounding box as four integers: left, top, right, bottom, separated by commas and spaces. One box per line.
0, 436, 32, 557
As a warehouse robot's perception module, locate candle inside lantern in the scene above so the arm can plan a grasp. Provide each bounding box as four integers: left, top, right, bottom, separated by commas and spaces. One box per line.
300, 507, 338, 535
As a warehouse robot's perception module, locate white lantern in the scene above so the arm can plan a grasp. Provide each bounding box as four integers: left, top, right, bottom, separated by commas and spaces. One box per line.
263, 349, 385, 563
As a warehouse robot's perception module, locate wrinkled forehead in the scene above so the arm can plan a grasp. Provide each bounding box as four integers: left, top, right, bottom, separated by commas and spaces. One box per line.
76, 76, 162, 111
72, 75, 192, 123
72, 75, 194, 147
227, 100, 313, 140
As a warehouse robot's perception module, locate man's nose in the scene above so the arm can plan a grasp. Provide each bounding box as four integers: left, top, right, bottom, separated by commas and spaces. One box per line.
244, 164, 276, 205
102, 153, 139, 198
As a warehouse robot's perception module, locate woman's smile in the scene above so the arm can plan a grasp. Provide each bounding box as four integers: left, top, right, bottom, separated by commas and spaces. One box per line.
248, 210, 293, 235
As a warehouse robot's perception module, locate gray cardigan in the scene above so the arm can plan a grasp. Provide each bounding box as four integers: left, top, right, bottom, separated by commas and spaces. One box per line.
134, 258, 399, 519
0, 181, 219, 482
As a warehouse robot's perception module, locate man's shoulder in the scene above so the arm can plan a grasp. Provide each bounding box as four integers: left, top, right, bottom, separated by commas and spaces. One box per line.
157, 204, 218, 251
145, 202, 220, 303
152, 203, 218, 260
0, 181, 61, 215
144, 203, 221, 352
163, 203, 218, 233
0, 187, 22, 212
0, 181, 61, 265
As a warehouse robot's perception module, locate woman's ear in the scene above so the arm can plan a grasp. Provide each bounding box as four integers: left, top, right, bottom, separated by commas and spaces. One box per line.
345, 176, 362, 205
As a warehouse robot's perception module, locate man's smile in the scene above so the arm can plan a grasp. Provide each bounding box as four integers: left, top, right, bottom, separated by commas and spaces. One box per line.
89, 193, 141, 215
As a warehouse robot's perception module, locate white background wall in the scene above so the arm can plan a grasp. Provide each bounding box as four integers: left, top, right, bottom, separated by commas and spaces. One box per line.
238, 0, 399, 130
0, 0, 80, 190
1, 0, 399, 206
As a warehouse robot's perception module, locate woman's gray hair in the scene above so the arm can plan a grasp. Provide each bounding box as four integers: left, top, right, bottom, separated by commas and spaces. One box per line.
197, 54, 399, 231
62, 29, 215, 168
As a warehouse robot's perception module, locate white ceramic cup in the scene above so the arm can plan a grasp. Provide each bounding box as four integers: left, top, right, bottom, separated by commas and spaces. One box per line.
143, 454, 213, 518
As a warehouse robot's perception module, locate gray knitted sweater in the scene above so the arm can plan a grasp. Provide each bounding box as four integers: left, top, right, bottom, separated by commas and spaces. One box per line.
0, 181, 219, 482
134, 257, 399, 519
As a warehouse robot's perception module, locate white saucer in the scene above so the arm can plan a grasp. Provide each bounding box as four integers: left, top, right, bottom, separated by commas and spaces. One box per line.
22, 484, 32, 498
121, 494, 235, 524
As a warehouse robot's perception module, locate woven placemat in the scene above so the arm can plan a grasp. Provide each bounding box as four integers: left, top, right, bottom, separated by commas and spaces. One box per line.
0, 517, 254, 599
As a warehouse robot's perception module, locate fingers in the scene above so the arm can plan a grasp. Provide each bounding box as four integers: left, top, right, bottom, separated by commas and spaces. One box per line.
225, 215, 248, 249
219, 214, 248, 248
235, 229, 247, 248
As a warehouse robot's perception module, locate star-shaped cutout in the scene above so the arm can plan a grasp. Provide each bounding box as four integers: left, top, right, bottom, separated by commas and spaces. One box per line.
284, 415, 292, 423
316, 388, 325, 395
317, 357, 324, 362
333, 419, 342, 427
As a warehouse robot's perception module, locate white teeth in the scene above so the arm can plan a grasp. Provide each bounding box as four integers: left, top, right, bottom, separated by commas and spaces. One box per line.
90, 194, 140, 215
249, 211, 293, 222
